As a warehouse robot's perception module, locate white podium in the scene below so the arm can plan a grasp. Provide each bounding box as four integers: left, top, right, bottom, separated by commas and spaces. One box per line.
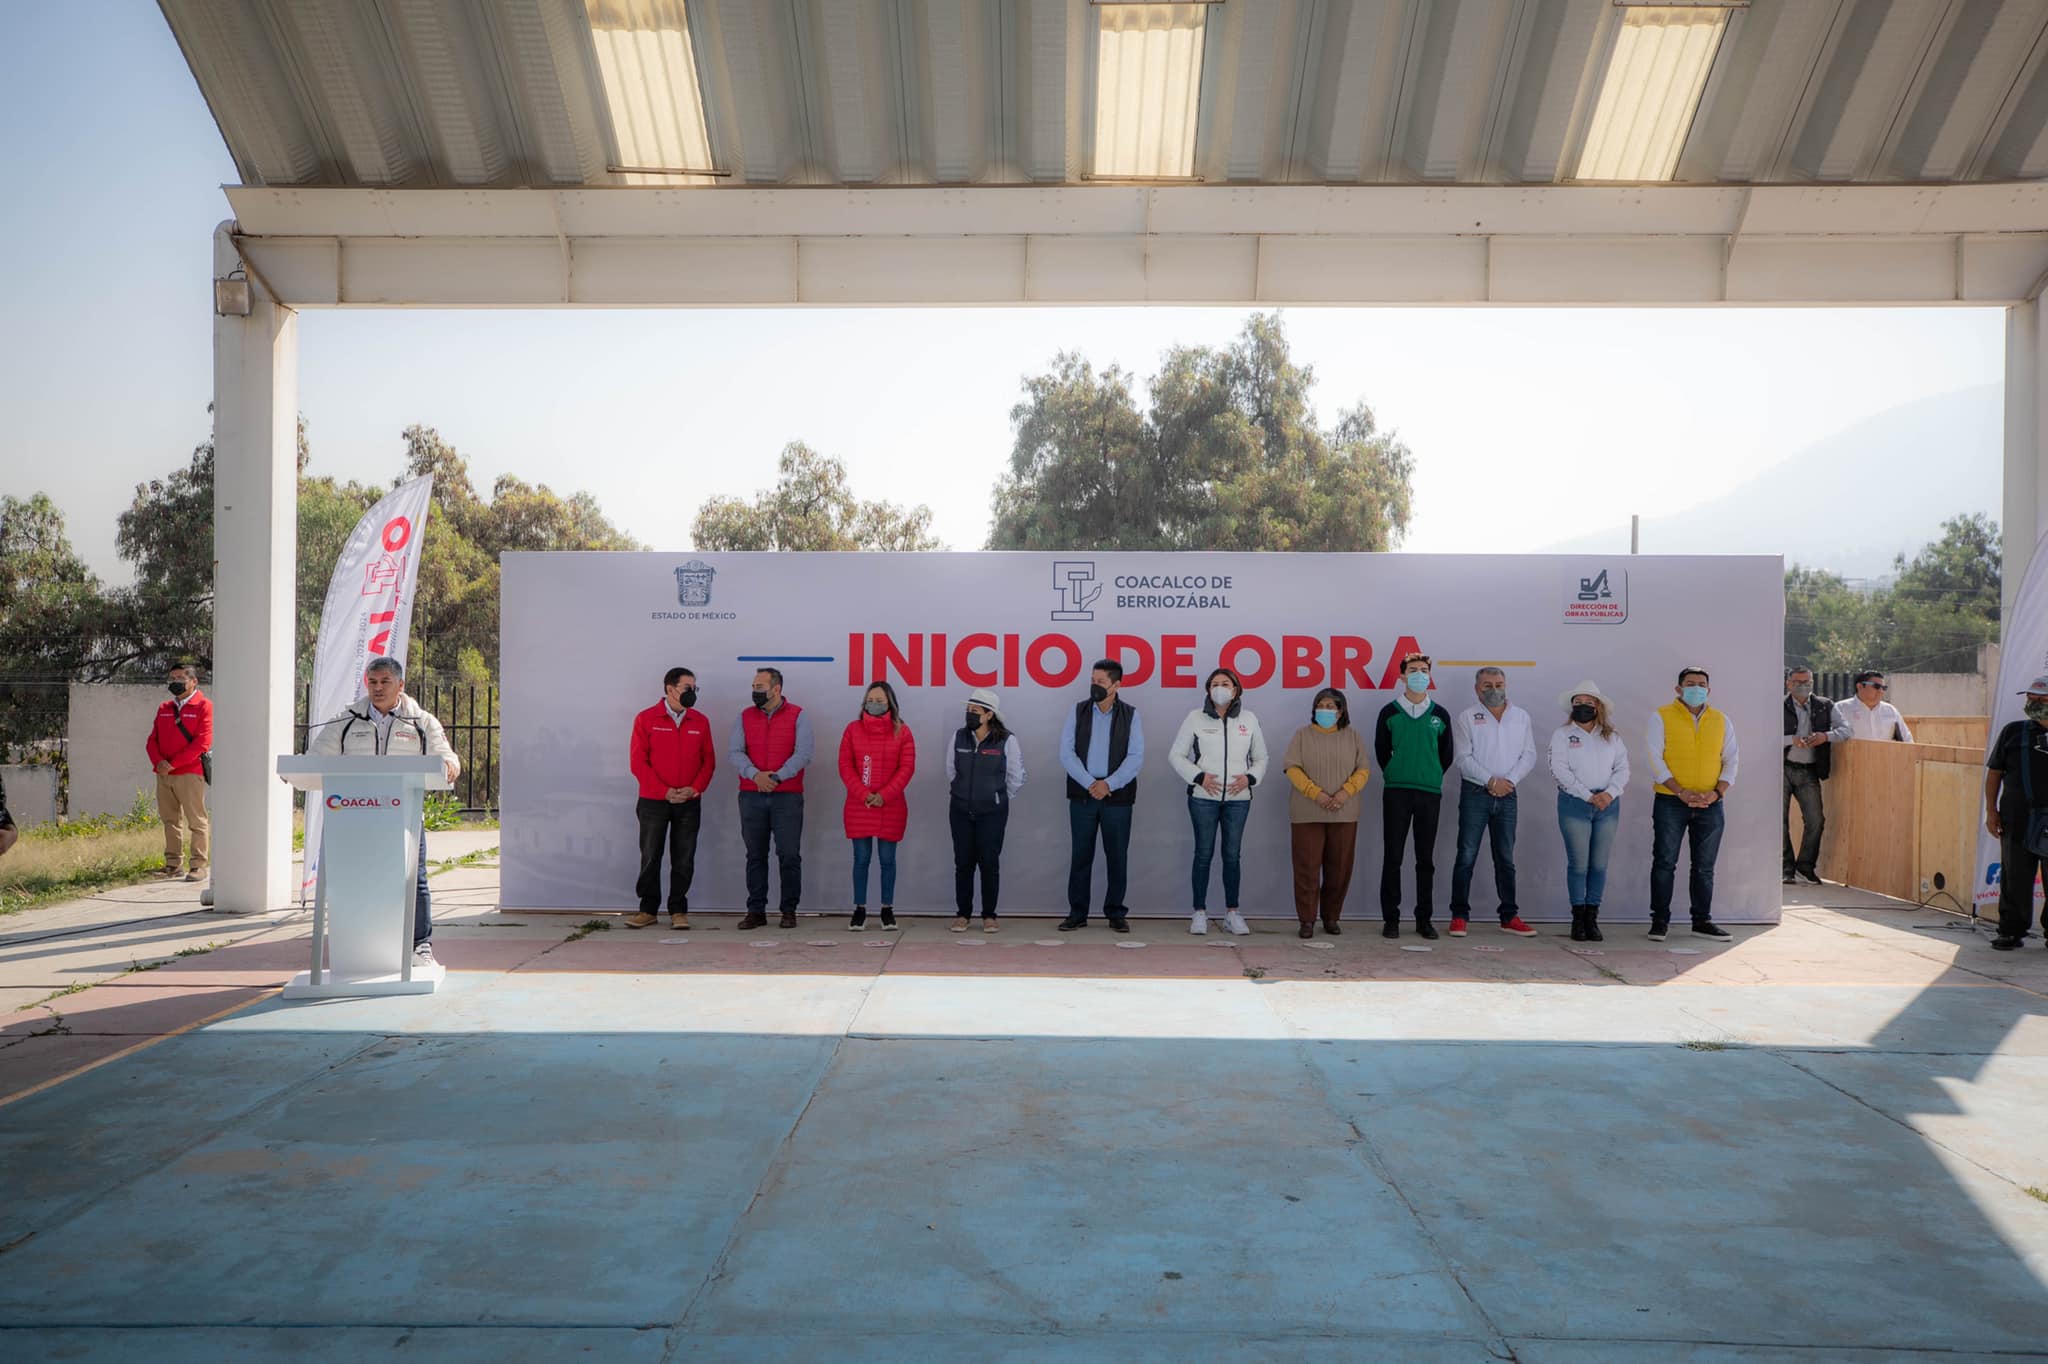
277, 755, 450, 998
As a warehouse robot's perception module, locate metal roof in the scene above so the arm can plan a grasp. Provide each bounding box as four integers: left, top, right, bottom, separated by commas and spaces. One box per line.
162, 0, 2048, 193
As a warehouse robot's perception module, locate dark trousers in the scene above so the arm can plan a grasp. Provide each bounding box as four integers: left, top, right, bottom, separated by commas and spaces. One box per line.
1380, 787, 1443, 923
1783, 763, 1824, 876
1651, 792, 1726, 925
1996, 822, 2044, 939
413, 829, 431, 945
950, 802, 1009, 917
1291, 821, 1359, 925
1187, 795, 1251, 912
635, 797, 701, 913
738, 790, 804, 914
1067, 799, 1134, 921
1449, 781, 1519, 922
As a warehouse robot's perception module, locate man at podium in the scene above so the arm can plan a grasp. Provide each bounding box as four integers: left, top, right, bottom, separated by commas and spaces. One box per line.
310, 656, 461, 965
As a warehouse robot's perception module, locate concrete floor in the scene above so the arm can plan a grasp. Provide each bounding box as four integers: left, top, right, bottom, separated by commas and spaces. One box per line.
2, 856, 2046, 1362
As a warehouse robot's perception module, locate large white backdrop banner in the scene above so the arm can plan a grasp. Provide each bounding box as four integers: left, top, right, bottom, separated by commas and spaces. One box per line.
502, 552, 1783, 921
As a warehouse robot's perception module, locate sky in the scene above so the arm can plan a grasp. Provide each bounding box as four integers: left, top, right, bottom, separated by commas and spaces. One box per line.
0, 3, 2009, 586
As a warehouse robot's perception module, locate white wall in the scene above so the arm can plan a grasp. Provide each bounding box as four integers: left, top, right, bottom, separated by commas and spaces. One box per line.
1, 765, 59, 826
1886, 674, 1986, 717
67, 684, 169, 818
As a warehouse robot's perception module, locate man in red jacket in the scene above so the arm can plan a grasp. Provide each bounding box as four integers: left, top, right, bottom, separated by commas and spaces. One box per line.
146, 661, 212, 882
626, 666, 716, 930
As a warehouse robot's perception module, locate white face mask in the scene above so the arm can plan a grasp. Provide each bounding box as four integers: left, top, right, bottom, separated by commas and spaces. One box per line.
1209, 686, 1235, 708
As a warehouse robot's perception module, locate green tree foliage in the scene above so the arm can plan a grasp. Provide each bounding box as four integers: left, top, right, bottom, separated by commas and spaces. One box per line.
399, 424, 643, 686
692, 442, 943, 551
0, 495, 105, 756
987, 313, 1415, 551
1785, 514, 2001, 675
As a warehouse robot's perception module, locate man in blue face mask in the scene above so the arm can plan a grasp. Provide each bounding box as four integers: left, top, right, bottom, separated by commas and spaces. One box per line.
1647, 666, 1739, 943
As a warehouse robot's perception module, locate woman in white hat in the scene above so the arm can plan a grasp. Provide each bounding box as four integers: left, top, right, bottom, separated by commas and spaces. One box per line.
1549, 681, 1630, 942
946, 688, 1026, 931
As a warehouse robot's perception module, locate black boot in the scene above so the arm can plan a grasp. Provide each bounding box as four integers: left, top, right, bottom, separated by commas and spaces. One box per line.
1583, 905, 1603, 942
848, 906, 868, 932
1569, 907, 1588, 942
879, 906, 898, 931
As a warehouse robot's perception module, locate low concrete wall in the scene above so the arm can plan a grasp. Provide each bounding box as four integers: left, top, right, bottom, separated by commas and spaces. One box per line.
0, 765, 59, 826
1886, 673, 1985, 717
68, 684, 168, 818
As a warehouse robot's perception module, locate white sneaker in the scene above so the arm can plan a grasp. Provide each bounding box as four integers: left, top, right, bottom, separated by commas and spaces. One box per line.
412, 941, 436, 965
1189, 911, 1209, 935
1224, 911, 1251, 936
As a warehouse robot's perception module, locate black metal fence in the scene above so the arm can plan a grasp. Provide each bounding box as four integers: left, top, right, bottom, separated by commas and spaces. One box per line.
1814, 671, 1855, 704
296, 682, 500, 814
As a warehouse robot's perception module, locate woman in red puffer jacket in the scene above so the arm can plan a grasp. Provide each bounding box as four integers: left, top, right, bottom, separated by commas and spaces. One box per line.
840, 680, 916, 931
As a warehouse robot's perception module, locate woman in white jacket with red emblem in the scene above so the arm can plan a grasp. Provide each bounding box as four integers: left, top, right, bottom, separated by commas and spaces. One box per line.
1169, 668, 1269, 935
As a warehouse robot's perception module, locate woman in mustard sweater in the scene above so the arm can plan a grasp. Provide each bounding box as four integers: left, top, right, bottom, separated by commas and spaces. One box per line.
1281, 689, 1373, 939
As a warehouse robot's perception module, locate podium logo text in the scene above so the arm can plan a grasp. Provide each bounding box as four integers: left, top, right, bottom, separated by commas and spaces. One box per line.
326, 795, 401, 809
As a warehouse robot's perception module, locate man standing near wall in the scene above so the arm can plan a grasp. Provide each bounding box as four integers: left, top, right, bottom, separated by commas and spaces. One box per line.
1985, 673, 2048, 952
1059, 660, 1145, 933
1837, 671, 1915, 743
1376, 653, 1455, 940
1448, 666, 1539, 938
146, 661, 212, 882
1648, 666, 1737, 943
730, 667, 813, 930
626, 666, 715, 931
1784, 667, 1848, 886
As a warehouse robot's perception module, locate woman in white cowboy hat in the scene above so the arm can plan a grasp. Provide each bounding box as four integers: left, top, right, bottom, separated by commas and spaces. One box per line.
1549, 680, 1630, 942
946, 687, 1026, 932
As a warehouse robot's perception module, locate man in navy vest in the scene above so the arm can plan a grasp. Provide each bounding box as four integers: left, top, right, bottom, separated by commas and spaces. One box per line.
729, 667, 814, 930
1058, 659, 1146, 932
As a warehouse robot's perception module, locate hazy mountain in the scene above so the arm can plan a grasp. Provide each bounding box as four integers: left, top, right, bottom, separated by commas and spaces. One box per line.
1542, 384, 2001, 580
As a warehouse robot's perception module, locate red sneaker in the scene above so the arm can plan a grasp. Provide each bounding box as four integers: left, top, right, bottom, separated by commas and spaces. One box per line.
1502, 917, 1539, 937
1447, 917, 1468, 937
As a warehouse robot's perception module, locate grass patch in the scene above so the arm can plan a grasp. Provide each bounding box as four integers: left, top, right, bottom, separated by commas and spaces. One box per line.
563, 918, 612, 943
2, 826, 167, 917
2025, 1186, 2048, 1205
1680, 1039, 1732, 1052
429, 845, 498, 876
173, 942, 221, 958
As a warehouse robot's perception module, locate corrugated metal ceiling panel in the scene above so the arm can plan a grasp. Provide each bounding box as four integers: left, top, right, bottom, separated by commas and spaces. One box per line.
159, 0, 2048, 190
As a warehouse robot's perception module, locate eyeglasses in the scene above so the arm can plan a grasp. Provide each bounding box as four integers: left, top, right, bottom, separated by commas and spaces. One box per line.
1858, 681, 1887, 690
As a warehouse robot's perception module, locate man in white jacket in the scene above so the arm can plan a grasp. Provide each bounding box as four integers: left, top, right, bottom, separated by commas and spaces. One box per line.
1169, 668, 1269, 935
1448, 667, 1540, 937
309, 656, 461, 965
1836, 671, 1915, 743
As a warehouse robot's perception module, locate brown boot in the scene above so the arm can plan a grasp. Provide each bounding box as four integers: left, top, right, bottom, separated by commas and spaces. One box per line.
1297, 921, 1315, 939
1321, 917, 1342, 936
737, 911, 769, 931
779, 909, 798, 929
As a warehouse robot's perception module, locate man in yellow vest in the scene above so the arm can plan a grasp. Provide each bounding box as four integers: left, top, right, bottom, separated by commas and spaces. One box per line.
1646, 666, 1738, 943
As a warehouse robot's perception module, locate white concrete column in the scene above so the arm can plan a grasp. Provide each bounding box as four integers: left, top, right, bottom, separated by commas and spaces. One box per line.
210, 222, 298, 914
2006, 299, 2048, 624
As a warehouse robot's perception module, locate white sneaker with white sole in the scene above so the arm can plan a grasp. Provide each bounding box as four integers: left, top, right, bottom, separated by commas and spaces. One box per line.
1189, 911, 1208, 935
1223, 911, 1250, 936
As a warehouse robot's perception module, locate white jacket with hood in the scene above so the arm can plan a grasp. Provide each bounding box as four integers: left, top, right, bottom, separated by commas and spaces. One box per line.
1168, 697, 1269, 802
310, 692, 461, 773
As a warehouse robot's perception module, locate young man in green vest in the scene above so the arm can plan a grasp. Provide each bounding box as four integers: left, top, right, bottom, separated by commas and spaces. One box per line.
1375, 652, 1455, 939
1648, 665, 1738, 943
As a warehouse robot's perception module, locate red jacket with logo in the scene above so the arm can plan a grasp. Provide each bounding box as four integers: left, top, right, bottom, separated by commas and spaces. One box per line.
628, 702, 717, 800
146, 693, 213, 777
839, 713, 915, 841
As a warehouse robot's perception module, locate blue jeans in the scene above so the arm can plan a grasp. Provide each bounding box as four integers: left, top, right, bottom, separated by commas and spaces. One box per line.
1556, 791, 1621, 906
413, 828, 431, 945
1449, 782, 1519, 921
1067, 799, 1134, 920
1650, 792, 1725, 925
1187, 795, 1251, 911
738, 791, 804, 914
850, 837, 898, 906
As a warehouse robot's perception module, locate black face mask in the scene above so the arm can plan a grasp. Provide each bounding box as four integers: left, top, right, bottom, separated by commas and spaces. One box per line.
1089, 683, 1110, 704
675, 687, 697, 711
966, 709, 984, 731
751, 690, 770, 710
167, 681, 189, 697
1570, 703, 1598, 724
